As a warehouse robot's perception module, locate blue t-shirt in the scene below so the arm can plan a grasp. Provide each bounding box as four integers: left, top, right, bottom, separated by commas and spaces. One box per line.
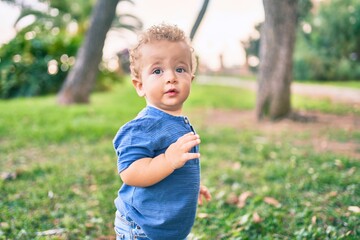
113, 106, 200, 240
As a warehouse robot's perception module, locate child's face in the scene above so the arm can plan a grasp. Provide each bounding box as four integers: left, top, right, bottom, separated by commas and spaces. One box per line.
132, 40, 194, 115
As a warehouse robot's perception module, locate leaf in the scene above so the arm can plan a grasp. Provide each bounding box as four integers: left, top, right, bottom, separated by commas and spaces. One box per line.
347, 167, 356, 176
226, 192, 239, 205
36, 228, 66, 236
334, 159, 343, 169
0, 222, 10, 230
264, 197, 281, 207
348, 206, 360, 213
237, 191, 253, 208
197, 213, 209, 219
327, 191, 338, 198
232, 162, 241, 170
252, 212, 262, 223
48, 191, 54, 199
85, 222, 95, 229
311, 216, 317, 225
239, 214, 250, 225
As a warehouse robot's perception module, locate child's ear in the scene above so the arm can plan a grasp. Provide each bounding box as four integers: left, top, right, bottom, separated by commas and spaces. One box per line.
132, 79, 145, 97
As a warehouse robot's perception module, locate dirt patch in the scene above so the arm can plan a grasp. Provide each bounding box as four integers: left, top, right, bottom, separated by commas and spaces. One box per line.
189, 109, 360, 159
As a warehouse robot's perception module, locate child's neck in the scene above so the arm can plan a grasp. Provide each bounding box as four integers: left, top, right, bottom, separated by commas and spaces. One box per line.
147, 104, 183, 116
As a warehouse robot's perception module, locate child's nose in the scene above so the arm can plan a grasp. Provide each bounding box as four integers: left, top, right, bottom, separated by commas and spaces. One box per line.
166, 71, 177, 83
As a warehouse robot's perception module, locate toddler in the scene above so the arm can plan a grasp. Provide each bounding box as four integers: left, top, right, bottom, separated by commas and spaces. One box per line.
113, 23, 211, 240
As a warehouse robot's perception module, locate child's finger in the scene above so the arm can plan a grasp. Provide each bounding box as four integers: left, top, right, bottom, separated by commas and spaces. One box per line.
198, 195, 203, 205
182, 138, 201, 151
204, 191, 212, 201
200, 186, 212, 201
179, 133, 199, 142
183, 152, 200, 161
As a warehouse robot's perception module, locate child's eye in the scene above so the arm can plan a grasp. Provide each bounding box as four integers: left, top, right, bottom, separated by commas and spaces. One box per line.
176, 67, 186, 73
152, 69, 162, 75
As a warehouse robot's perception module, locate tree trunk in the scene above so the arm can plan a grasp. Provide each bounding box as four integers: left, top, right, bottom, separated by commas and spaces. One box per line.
190, 0, 210, 41
256, 0, 298, 120
57, 0, 119, 104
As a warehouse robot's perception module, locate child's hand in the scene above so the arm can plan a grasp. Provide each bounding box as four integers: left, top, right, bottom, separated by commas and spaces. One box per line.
164, 132, 200, 169
198, 185, 211, 205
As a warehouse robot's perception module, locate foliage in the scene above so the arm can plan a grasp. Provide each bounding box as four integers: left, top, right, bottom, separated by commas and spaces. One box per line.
0, 0, 140, 99
241, 23, 261, 73
243, 0, 360, 81
0, 25, 82, 98
294, 0, 360, 81
1, 82, 359, 239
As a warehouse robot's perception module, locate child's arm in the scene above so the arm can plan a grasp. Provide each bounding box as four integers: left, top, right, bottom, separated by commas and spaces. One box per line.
120, 132, 201, 187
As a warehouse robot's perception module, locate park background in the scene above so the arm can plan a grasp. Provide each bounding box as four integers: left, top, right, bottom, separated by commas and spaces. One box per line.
0, 0, 359, 239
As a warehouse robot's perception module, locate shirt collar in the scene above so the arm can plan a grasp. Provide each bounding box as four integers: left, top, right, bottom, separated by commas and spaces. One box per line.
144, 105, 188, 122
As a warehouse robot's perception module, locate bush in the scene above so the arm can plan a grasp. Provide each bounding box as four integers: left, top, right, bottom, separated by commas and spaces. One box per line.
0, 25, 82, 99
294, 0, 360, 81
0, 25, 123, 99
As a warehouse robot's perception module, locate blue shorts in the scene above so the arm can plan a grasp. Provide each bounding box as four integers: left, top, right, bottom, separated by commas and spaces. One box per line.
114, 211, 148, 240
114, 211, 189, 240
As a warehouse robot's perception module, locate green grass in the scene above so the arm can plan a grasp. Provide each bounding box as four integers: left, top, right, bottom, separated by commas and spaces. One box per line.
209, 74, 360, 89
1, 82, 359, 239
292, 94, 360, 115
296, 80, 360, 89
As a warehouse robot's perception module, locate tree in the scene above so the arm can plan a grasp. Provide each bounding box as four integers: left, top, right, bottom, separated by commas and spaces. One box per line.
256, 0, 299, 120
190, 0, 210, 42
57, 0, 119, 104
0, 0, 87, 98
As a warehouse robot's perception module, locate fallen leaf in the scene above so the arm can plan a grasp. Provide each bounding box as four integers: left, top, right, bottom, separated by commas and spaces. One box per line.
327, 191, 337, 198
232, 162, 241, 170
311, 216, 317, 225
71, 186, 83, 196
85, 223, 95, 229
48, 191, 54, 199
89, 184, 97, 192
335, 159, 343, 169
237, 191, 252, 208
239, 214, 250, 225
0, 222, 10, 229
252, 212, 262, 223
226, 192, 239, 205
348, 206, 360, 213
36, 228, 66, 236
197, 213, 209, 219
347, 167, 356, 176
264, 197, 281, 207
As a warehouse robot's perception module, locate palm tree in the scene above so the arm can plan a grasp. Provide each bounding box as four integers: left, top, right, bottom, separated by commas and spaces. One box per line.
256, 0, 298, 120
57, 0, 142, 104
4, 0, 141, 104
12, 0, 93, 36
190, 0, 210, 42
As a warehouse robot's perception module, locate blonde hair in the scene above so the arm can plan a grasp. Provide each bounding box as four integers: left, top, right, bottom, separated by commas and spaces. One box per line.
129, 23, 197, 79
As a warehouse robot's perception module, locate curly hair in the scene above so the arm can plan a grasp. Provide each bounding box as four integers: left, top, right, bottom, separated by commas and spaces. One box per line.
129, 23, 197, 79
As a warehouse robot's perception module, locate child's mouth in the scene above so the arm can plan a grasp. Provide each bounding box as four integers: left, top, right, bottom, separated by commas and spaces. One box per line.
165, 89, 178, 96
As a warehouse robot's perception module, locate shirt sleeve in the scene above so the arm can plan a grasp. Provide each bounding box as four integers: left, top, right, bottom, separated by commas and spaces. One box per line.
113, 120, 155, 173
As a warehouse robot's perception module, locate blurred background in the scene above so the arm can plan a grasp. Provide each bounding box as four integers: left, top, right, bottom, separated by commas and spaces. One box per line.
1, 0, 359, 101
0, 0, 264, 72
1, 0, 359, 239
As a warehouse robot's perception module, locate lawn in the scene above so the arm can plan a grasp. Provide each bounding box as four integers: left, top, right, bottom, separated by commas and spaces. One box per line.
0, 82, 359, 239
